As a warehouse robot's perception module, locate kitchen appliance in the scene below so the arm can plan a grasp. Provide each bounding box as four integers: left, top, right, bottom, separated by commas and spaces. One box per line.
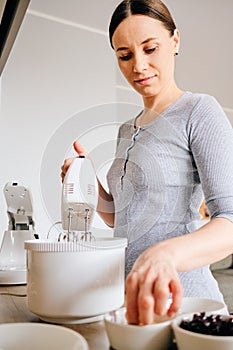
61, 155, 98, 242
25, 156, 127, 324
0, 182, 35, 284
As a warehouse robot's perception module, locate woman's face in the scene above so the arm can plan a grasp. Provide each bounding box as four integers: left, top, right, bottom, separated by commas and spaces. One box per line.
112, 15, 180, 99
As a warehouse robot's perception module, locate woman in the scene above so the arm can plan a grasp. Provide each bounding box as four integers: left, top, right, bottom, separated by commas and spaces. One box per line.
61, 0, 233, 325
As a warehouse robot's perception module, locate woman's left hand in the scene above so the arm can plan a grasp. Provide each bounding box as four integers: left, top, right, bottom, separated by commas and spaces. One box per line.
125, 244, 184, 325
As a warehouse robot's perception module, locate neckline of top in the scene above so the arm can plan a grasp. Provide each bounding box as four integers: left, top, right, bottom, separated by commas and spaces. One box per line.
133, 91, 191, 130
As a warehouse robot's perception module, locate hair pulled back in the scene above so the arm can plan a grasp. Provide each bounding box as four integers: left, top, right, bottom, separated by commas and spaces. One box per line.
109, 0, 176, 48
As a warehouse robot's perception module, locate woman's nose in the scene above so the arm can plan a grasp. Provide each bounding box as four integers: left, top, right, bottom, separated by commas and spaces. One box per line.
133, 53, 148, 73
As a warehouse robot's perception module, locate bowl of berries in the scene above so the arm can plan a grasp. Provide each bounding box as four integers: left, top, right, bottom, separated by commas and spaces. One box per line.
172, 312, 233, 350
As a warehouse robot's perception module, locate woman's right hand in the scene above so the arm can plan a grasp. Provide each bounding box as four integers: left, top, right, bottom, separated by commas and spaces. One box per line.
60, 141, 88, 182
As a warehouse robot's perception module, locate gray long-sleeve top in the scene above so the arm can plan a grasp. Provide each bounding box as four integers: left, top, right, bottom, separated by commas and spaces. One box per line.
107, 91, 233, 301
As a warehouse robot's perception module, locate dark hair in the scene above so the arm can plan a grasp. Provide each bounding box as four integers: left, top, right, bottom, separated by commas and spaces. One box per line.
109, 0, 177, 48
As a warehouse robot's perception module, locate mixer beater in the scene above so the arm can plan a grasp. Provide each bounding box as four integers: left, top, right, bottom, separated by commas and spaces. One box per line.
57, 207, 95, 243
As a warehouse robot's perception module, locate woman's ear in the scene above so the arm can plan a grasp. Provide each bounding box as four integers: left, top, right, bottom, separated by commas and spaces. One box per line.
173, 28, 180, 55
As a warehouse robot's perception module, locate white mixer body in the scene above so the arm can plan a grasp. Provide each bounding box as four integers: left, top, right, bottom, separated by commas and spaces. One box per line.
61, 157, 98, 232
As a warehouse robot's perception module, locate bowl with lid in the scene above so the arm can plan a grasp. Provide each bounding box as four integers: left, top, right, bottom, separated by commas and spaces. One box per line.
24, 237, 127, 324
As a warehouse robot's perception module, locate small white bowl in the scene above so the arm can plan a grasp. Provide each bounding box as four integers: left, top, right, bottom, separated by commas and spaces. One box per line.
104, 307, 173, 350
0, 323, 88, 350
152, 297, 227, 324
176, 297, 228, 316
172, 313, 233, 350
104, 298, 228, 350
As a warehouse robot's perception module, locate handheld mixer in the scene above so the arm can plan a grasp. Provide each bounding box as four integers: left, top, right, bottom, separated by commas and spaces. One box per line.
61, 156, 98, 242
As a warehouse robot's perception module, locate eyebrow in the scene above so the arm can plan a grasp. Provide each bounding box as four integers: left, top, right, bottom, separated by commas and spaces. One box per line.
116, 37, 159, 52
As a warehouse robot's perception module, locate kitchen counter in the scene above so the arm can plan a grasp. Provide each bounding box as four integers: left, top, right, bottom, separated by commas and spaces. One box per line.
0, 284, 110, 349
0, 285, 177, 349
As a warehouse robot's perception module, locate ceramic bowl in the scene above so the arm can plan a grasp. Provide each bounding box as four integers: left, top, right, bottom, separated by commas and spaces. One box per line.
104, 298, 228, 350
175, 297, 228, 316
139, 297, 228, 324
172, 313, 233, 350
154, 297, 228, 323
0, 322, 88, 350
104, 307, 173, 350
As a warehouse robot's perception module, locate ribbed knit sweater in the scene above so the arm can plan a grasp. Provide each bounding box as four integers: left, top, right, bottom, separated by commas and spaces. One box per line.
107, 91, 233, 301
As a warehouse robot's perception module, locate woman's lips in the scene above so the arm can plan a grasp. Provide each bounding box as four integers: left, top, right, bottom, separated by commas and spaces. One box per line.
134, 75, 156, 85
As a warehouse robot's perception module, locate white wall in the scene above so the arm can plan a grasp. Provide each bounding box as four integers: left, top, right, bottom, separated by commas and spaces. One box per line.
0, 4, 118, 240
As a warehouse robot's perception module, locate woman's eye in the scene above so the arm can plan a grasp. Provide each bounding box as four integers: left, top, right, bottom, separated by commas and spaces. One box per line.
119, 53, 132, 61
145, 47, 158, 54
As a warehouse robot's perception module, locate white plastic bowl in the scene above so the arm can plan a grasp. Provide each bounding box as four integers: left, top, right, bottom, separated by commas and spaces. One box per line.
172, 313, 233, 350
104, 307, 173, 350
0, 322, 88, 350
25, 238, 127, 324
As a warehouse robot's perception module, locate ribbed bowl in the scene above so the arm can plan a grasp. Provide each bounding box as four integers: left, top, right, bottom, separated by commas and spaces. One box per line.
24, 238, 127, 324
